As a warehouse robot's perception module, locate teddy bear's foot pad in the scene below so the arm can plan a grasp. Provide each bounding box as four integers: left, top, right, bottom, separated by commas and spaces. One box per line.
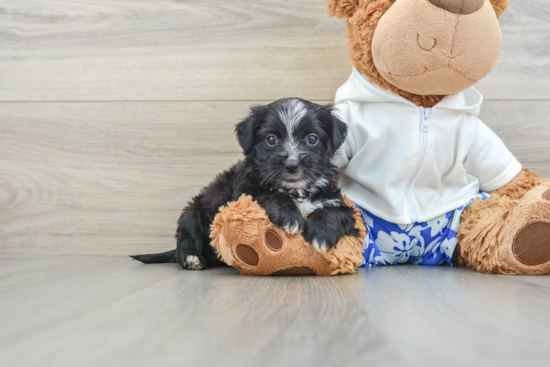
233, 229, 321, 275
265, 230, 283, 252
543, 189, 550, 201
513, 221, 550, 266
233, 230, 282, 267
235, 245, 259, 266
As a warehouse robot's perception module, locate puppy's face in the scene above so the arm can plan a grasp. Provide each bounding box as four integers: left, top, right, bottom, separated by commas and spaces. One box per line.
235, 98, 347, 191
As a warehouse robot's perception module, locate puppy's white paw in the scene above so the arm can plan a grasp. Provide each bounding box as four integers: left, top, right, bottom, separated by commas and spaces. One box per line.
284, 222, 301, 235
184, 255, 204, 270
312, 240, 328, 253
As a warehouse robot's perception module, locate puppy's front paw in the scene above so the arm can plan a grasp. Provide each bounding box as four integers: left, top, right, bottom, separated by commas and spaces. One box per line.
180, 253, 206, 270
303, 216, 347, 252
266, 207, 304, 235
283, 219, 303, 235
311, 239, 328, 253
303, 224, 340, 252
303, 206, 359, 252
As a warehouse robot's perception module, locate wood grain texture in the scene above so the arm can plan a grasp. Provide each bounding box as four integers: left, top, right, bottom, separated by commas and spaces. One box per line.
358, 265, 550, 366
0, 256, 182, 348
1, 257, 550, 367
0, 100, 549, 256
0, 0, 549, 101
0, 101, 245, 256
478, 100, 550, 174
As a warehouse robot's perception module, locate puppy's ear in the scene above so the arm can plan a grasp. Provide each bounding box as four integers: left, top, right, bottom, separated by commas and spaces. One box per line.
332, 115, 348, 152
320, 104, 348, 153
235, 105, 263, 155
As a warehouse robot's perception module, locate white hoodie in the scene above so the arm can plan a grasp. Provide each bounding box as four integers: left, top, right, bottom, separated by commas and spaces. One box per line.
334, 68, 522, 224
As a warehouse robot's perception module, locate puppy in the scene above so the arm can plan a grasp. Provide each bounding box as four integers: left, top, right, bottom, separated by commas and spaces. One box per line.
131, 98, 359, 270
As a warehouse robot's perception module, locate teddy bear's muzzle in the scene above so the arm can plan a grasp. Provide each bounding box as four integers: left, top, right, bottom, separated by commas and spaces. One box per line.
428, 0, 484, 15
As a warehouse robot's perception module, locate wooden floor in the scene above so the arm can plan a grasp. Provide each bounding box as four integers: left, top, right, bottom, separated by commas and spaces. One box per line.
1, 255, 549, 367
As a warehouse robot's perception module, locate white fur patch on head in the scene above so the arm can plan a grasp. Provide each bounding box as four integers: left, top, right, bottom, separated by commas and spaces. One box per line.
278, 99, 307, 137
279, 99, 308, 161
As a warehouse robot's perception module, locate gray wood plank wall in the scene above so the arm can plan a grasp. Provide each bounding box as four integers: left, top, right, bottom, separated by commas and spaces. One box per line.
1, 0, 549, 256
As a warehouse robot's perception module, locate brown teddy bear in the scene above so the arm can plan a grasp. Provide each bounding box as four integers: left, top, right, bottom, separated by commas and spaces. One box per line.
212, 0, 550, 275
211, 195, 366, 275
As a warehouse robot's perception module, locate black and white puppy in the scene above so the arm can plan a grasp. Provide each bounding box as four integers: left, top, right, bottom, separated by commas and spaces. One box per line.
131, 98, 359, 270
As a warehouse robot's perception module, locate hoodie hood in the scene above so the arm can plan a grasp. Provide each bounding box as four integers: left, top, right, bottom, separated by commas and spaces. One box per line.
335, 67, 484, 117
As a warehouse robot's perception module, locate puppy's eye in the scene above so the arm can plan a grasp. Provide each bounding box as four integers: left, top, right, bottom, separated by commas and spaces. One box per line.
266, 135, 278, 146
306, 134, 319, 146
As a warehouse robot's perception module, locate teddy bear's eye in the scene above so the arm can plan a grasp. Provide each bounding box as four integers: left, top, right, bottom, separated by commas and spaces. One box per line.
306, 134, 319, 146
266, 135, 278, 146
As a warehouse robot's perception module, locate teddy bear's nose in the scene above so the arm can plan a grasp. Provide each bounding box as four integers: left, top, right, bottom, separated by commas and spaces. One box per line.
429, 0, 485, 15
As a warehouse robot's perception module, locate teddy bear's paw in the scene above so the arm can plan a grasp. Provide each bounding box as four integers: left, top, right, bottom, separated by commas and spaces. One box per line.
233, 230, 284, 269
513, 222, 550, 266
230, 228, 326, 276
507, 181, 550, 271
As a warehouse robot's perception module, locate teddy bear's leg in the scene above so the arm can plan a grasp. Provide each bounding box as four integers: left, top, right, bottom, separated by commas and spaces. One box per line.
456, 169, 550, 274
210, 195, 365, 276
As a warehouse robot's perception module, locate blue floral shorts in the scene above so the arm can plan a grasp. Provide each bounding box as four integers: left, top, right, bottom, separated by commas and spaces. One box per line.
355, 193, 489, 267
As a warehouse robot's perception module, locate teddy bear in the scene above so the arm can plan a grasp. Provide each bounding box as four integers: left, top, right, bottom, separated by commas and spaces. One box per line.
210, 194, 366, 275
211, 0, 550, 275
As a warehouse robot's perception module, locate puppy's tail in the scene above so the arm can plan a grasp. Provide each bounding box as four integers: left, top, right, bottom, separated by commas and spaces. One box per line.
130, 249, 177, 264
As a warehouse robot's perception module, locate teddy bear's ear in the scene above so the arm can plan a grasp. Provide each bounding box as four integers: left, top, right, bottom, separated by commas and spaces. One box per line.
323, 0, 361, 19
490, 0, 510, 19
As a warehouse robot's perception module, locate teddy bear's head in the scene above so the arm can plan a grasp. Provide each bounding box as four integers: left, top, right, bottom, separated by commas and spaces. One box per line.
325, 0, 510, 107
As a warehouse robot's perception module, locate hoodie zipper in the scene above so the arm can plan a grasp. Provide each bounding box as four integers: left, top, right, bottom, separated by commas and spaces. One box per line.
405, 107, 432, 223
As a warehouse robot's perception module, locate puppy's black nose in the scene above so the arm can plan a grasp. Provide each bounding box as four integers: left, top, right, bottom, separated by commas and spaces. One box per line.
284, 160, 299, 174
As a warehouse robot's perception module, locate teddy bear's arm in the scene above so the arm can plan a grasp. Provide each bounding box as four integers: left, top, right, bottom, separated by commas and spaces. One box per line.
463, 118, 522, 192
491, 169, 544, 200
